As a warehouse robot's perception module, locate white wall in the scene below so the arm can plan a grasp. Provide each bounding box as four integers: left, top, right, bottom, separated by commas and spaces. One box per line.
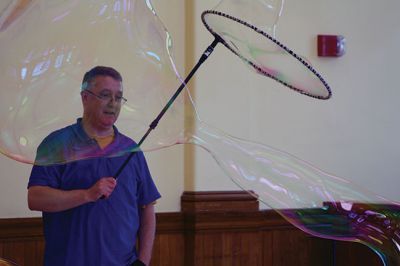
190, 0, 400, 205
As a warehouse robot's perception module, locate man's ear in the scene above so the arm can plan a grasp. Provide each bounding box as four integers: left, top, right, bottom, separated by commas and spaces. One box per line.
81, 91, 88, 102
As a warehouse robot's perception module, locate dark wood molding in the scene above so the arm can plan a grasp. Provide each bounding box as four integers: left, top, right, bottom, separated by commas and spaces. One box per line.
181, 190, 259, 212
181, 190, 257, 202
0, 213, 186, 239
0, 218, 43, 240
155, 212, 184, 233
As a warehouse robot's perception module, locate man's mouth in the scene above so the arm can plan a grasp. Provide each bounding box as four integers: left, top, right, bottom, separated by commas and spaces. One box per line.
104, 110, 115, 116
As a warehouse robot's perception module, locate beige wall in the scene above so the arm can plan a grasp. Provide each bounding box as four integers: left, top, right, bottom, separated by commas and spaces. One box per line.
144, 0, 185, 213
190, 0, 400, 205
1, 0, 399, 218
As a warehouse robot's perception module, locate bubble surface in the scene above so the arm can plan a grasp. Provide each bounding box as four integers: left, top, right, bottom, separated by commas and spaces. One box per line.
188, 121, 400, 265
197, 1, 398, 264
0, 257, 19, 266
0, 1, 399, 265
202, 0, 331, 99
0, 0, 186, 164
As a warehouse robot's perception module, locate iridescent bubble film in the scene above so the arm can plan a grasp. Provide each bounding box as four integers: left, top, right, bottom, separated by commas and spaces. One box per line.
186, 122, 400, 265
0, 1, 399, 265
0, 0, 186, 165
202, 0, 331, 99
0, 257, 18, 266
197, 0, 398, 264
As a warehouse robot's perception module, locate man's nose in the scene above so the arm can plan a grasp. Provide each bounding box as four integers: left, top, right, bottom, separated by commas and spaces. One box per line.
107, 96, 117, 106
110, 95, 121, 102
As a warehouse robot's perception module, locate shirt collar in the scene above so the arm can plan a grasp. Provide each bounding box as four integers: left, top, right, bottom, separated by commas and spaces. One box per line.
72, 118, 131, 156
73, 118, 121, 142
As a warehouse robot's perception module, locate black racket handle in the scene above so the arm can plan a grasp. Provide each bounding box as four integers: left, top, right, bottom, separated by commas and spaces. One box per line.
99, 38, 220, 200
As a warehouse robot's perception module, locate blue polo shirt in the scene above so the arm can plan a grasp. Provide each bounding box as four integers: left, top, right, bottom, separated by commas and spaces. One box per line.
28, 119, 161, 266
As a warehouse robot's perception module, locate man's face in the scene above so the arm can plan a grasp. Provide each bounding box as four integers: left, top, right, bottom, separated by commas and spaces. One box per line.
82, 75, 123, 131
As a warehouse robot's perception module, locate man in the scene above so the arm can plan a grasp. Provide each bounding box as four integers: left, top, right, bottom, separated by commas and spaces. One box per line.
28, 66, 161, 266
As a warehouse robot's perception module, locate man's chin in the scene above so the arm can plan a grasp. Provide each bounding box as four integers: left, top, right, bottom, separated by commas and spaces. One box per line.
100, 118, 116, 129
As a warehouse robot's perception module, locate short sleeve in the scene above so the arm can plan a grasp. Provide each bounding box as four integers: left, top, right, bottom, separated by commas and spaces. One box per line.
28, 164, 64, 189
27, 140, 64, 189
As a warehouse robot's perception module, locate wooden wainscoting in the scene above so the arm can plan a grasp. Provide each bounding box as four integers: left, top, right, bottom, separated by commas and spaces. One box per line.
0, 191, 383, 266
0, 218, 44, 266
181, 191, 335, 266
0, 214, 186, 266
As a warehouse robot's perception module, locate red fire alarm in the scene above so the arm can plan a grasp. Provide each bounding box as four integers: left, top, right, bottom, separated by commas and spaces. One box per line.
318, 35, 346, 57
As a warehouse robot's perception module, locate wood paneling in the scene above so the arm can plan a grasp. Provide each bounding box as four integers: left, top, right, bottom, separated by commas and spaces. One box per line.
152, 232, 185, 266
182, 210, 334, 266
334, 241, 382, 266
0, 218, 44, 266
0, 191, 386, 266
181, 191, 259, 212
152, 213, 185, 266
0, 214, 186, 266
269, 229, 333, 266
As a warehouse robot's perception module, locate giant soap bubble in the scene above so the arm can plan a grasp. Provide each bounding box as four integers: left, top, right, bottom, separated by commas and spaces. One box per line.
188, 123, 400, 265
196, 1, 399, 265
0, 1, 399, 265
0, 0, 186, 164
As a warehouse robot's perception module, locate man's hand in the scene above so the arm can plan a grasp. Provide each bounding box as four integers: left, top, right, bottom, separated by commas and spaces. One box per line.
86, 177, 117, 201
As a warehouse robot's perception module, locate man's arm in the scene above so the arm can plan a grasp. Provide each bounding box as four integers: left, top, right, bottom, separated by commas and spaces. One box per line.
137, 204, 156, 266
28, 177, 117, 212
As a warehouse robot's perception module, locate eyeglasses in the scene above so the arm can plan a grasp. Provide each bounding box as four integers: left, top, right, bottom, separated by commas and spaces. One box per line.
85, 90, 127, 105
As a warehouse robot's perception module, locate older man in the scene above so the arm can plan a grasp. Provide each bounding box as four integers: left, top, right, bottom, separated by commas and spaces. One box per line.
28, 66, 160, 266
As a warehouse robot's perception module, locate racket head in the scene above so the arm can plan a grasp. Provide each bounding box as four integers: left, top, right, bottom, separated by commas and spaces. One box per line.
202, 10, 332, 100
